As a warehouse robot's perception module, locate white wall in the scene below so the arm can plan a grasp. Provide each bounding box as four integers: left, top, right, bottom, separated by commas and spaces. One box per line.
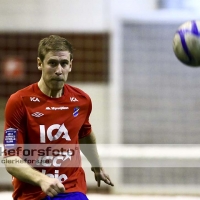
0, 0, 158, 187
2, 0, 200, 192
0, 0, 157, 32
0, 0, 158, 143
0, 0, 106, 32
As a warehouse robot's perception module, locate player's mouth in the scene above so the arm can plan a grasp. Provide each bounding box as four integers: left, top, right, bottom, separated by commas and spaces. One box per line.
51, 78, 64, 81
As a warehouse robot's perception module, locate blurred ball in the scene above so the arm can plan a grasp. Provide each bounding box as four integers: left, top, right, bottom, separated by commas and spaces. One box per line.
173, 20, 200, 67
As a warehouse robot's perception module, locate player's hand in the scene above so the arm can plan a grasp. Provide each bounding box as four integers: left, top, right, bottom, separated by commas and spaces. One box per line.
39, 176, 65, 197
91, 167, 114, 187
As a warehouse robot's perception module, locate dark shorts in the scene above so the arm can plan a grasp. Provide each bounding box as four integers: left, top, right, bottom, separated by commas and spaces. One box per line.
42, 192, 89, 200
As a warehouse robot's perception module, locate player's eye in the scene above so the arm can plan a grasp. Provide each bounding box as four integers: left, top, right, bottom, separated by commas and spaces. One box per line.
61, 61, 69, 67
48, 60, 57, 67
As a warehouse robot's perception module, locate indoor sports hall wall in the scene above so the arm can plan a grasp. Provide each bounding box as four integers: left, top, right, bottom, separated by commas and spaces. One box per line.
0, 0, 157, 192
118, 20, 200, 193
0, 30, 111, 191
3, 0, 200, 196
107, 2, 200, 193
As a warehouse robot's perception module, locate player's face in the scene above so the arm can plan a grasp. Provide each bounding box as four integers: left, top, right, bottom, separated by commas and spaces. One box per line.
37, 51, 72, 91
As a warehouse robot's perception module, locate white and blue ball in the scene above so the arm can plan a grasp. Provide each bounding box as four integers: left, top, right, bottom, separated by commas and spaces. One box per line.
173, 20, 200, 67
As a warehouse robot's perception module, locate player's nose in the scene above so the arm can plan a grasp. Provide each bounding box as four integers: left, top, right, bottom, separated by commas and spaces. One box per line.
55, 64, 62, 75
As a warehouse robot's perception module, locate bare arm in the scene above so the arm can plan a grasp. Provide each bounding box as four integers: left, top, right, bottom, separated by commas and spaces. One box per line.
79, 132, 114, 187
79, 131, 102, 168
4, 156, 65, 197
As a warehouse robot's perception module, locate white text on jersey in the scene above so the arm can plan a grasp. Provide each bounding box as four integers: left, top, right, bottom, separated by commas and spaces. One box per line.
70, 97, 78, 102
42, 169, 67, 182
30, 97, 40, 102
45, 107, 69, 110
40, 123, 71, 143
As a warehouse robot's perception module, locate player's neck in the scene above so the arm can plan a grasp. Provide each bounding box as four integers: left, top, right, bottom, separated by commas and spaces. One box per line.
37, 80, 64, 98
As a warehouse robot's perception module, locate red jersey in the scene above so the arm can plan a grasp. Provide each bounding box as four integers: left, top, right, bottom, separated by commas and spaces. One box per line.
3, 83, 92, 200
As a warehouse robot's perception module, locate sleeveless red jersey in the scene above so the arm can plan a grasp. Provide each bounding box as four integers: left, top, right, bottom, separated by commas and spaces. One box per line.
3, 83, 92, 200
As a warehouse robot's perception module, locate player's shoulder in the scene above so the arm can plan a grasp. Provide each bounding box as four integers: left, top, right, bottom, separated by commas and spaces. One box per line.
8, 84, 35, 102
5, 84, 36, 111
65, 84, 91, 100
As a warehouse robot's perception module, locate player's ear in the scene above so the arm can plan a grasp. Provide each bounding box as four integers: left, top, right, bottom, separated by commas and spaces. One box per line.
37, 57, 42, 71
69, 59, 73, 72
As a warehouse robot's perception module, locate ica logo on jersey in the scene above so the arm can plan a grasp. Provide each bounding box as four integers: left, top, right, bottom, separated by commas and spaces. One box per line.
70, 97, 78, 102
40, 123, 71, 143
30, 97, 40, 102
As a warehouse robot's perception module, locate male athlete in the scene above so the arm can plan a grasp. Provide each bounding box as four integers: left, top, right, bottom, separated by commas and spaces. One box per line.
3, 35, 114, 200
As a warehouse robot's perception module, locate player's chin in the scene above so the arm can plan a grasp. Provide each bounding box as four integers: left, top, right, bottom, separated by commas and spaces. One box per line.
51, 82, 65, 89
